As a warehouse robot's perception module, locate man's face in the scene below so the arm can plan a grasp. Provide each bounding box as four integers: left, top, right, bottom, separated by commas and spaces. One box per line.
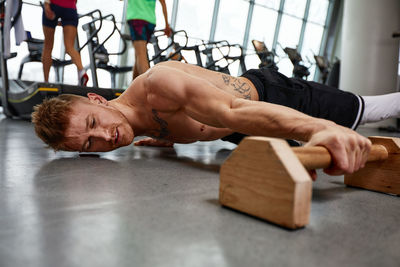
64, 98, 134, 152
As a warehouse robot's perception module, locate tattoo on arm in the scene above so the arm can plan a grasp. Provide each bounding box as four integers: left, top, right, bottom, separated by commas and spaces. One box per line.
221, 74, 251, 100
222, 74, 231, 85
151, 109, 169, 139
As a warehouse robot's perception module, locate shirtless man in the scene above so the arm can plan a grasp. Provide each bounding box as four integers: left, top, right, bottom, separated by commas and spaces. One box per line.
32, 61, 400, 177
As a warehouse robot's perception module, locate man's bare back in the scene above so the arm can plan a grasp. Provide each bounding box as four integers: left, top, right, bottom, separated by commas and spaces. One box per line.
115, 61, 259, 144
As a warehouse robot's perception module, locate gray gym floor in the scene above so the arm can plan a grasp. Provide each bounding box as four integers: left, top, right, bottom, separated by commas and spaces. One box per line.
1, 112, 399, 267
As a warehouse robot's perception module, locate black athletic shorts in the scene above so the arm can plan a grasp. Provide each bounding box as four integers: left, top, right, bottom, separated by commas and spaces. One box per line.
222, 67, 364, 145
42, 3, 78, 28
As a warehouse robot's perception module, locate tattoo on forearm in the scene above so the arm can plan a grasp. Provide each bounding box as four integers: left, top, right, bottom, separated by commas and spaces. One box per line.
222, 74, 231, 85
151, 109, 169, 138
221, 74, 251, 99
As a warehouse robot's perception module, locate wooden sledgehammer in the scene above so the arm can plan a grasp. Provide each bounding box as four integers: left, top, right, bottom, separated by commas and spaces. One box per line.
219, 136, 400, 229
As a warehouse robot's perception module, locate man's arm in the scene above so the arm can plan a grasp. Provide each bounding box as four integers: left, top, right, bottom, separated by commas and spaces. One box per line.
145, 65, 371, 175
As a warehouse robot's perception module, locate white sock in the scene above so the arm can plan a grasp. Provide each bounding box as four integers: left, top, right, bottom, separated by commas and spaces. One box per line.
360, 93, 400, 125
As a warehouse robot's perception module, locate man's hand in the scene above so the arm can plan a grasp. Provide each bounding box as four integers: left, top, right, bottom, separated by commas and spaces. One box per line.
44, 3, 56, 20
134, 137, 174, 147
305, 125, 371, 178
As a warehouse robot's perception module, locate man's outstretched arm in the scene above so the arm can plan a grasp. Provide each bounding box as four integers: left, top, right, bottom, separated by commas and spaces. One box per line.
145, 65, 371, 175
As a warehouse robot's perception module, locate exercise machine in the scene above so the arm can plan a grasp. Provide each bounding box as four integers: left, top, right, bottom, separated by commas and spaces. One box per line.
148, 30, 248, 75
0, 0, 123, 119
17, 30, 73, 81
314, 55, 330, 84
201, 41, 247, 75
326, 58, 340, 88
81, 12, 133, 88
18, 8, 103, 82
281, 46, 310, 79
148, 29, 189, 65
251, 39, 278, 70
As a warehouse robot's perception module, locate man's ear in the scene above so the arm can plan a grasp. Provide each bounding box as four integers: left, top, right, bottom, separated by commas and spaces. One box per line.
87, 93, 108, 106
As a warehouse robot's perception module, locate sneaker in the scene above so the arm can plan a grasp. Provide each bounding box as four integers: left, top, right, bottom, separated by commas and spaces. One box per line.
79, 72, 89, 86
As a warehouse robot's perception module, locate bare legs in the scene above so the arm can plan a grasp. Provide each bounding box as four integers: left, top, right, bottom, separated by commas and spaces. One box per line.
132, 40, 149, 80
63, 25, 83, 72
42, 26, 55, 82
41, 25, 84, 83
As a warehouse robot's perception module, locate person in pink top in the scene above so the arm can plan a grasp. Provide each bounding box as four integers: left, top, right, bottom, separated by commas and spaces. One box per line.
42, 0, 88, 86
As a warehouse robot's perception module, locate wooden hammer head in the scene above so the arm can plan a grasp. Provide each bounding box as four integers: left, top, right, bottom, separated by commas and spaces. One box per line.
345, 136, 400, 195
219, 136, 312, 229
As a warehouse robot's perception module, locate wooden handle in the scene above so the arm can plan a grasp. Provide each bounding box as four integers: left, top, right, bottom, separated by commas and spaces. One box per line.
292, 144, 388, 170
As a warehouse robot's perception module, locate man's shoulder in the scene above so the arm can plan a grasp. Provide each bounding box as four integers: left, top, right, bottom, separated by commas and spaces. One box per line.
119, 75, 148, 102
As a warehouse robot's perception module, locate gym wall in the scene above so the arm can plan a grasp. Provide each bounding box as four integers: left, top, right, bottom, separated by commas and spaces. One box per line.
340, 0, 400, 127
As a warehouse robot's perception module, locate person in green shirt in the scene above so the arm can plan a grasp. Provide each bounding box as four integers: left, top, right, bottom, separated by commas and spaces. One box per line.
126, 0, 171, 80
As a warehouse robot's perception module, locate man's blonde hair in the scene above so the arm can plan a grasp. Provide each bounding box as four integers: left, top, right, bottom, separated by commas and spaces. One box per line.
31, 94, 84, 151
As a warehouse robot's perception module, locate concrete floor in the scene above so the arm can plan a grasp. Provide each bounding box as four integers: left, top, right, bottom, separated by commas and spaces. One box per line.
0, 113, 399, 267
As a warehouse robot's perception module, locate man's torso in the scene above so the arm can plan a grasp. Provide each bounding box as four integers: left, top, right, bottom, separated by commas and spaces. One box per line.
117, 61, 259, 143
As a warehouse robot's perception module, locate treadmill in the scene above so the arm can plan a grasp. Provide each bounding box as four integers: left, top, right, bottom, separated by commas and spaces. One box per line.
0, 0, 124, 120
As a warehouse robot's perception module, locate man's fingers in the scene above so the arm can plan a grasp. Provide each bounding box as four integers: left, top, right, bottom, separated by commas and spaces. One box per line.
307, 125, 373, 176
361, 138, 372, 169
324, 142, 349, 175
133, 140, 145, 146
134, 138, 154, 146
349, 136, 370, 172
324, 136, 371, 175
353, 148, 361, 172
134, 138, 174, 147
